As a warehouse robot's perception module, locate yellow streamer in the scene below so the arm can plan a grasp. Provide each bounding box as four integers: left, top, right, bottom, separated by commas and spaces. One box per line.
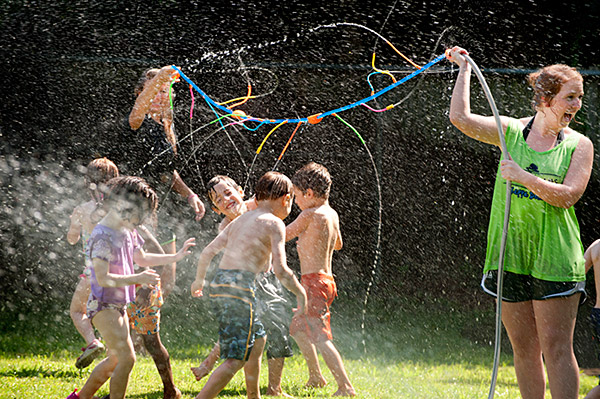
256, 121, 287, 154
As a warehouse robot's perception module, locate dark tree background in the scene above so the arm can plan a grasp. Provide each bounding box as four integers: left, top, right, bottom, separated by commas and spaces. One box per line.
1, 0, 599, 364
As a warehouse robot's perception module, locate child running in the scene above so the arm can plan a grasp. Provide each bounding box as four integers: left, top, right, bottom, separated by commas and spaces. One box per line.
66, 176, 195, 399
286, 162, 355, 397
67, 157, 119, 369
191, 175, 296, 397
191, 171, 307, 399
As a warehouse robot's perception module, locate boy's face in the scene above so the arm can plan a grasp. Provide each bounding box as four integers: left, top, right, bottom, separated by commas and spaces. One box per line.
210, 181, 245, 219
293, 186, 310, 211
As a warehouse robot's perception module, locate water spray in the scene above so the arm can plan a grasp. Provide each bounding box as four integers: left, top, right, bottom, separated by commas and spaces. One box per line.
451, 51, 512, 399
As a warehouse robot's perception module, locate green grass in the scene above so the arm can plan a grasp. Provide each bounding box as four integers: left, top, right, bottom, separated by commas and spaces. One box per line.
0, 297, 597, 398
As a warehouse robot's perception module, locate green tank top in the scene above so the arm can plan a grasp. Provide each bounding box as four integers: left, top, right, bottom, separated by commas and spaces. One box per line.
484, 119, 585, 282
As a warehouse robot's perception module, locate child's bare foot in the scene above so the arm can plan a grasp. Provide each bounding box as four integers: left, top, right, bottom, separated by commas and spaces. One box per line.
333, 387, 356, 397
165, 387, 182, 399
265, 387, 294, 397
191, 364, 212, 381
305, 376, 327, 388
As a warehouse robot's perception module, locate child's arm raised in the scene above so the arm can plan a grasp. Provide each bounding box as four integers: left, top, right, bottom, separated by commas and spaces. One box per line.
285, 209, 313, 242
93, 258, 160, 288
271, 219, 307, 316
67, 206, 83, 245
133, 237, 195, 267
191, 230, 228, 297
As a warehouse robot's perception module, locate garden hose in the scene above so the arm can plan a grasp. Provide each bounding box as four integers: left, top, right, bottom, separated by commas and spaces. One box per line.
462, 54, 512, 399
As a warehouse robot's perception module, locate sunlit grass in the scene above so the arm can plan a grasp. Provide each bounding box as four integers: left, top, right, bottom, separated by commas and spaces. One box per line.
0, 298, 597, 398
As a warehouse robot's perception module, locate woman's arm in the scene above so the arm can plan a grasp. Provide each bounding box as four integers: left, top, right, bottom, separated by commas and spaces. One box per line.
171, 170, 205, 221
447, 47, 510, 147
500, 135, 593, 208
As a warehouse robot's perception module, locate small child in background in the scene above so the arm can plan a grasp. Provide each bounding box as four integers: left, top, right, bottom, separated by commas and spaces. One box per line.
67, 157, 119, 368
584, 240, 600, 399
191, 175, 295, 397
286, 162, 355, 397
191, 171, 307, 399
66, 176, 195, 399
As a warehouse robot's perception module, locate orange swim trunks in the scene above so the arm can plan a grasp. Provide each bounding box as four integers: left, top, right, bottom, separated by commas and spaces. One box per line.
127, 282, 164, 335
290, 273, 337, 343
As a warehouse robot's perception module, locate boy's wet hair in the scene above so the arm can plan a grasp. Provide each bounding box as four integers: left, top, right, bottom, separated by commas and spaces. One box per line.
255, 171, 292, 201
206, 175, 242, 205
528, 64, 583, 109
105, 176, 158, 220
292, 162, 331, 198
85, 157, 119, 202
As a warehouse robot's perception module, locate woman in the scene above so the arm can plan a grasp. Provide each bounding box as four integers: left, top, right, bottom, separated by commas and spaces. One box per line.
125, 66, 205, 399
447, 46, 593, 399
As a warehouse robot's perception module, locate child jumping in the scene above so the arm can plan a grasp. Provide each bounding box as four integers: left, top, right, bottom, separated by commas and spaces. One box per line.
191, 175, 296, 397
191, 171, 307, 399
66, 176, 195, 399
286, 162, 355, 397
67, 157, 119, 368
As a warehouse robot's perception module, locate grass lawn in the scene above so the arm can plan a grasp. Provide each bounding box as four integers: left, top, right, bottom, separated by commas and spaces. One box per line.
0, 296, 597, 398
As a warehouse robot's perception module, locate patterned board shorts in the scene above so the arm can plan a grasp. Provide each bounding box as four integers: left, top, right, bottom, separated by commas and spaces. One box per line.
210, 269, 266, 361
127, 283, 164, 335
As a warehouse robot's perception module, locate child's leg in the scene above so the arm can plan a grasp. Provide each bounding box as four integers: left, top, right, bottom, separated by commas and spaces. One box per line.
142, 333, 181, 399
292, 331, 326, 387
77, 354, 119, 399
78, 309, 134, 399
244, 336, 266, 399
70, 277, 96, 345
191, 342, 221, 381
265, 357, 288, 397
315, 340, 355, 396
95, 310, 136, 399
195, 358, 245, 399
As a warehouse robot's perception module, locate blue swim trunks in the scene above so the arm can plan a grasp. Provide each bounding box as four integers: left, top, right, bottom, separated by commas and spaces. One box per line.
256, 270, 293, 359
210, 269, 266, 361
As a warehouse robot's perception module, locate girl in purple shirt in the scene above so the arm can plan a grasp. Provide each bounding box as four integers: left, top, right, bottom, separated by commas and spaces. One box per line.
67, 176, 195, 399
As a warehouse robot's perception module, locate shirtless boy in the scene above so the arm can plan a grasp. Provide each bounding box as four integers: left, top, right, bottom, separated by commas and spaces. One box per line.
286, 162, 355, 397
191, 171, 307, 399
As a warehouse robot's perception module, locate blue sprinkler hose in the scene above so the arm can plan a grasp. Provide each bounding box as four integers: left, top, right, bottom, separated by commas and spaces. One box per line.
462, 54, 511, 399
171, 53, 446, 124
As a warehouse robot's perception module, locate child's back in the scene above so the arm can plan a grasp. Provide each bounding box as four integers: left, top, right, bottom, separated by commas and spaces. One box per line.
294, 204, 342, 276
287, 162, 355, 397
217, 207, 278, 274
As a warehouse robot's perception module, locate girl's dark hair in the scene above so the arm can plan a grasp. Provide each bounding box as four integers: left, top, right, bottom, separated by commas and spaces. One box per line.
104, 176, 158, 221
528, 64, 583, 109
255, 172, 292, 201
291, 162, 331, 198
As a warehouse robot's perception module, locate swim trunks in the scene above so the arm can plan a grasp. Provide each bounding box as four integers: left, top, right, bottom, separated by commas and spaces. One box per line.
127, 282, 164, 335
255, 270, 293, 359
210, 269, 266, 361
290, 273, 336, 343
86, 296, 126, 321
